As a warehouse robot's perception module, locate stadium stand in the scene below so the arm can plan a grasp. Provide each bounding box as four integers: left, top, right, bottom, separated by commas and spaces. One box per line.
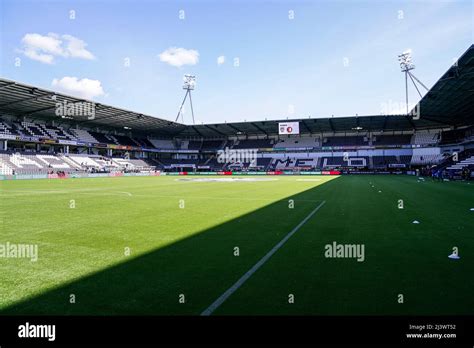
201, 140, 225, 150
89, 131, 114, 144
321, 157, 369, 168
0, 45, 472, 178
271, 157, 319, 170
399, 155, 412, 164
233, 139, 273, 149
446, 155, 474, 171
0, 121, 18, 136
372, 156, 398, 167
20, 122, 48, 137
253, 158, 272, 169
149, 139, 176, 149
69, 129, 99, 143
159, 158, 201, 166
411, 131, 440, 146
38, 124, 76, 141
1, 153, 45, 174
224, 157, 272, 170
112, 135, 138, 147
0, 160, 13, 175
322, 136, 367, 146
112, 158, 152, 169
274, 137, 320, 148
179, 140, 189, 150
373, 134, 412, 146
187, 140, 203, 150
63, 155, 102, 169
36, 155, 74, 169
134, 138, 156, 148
440, 129, 469, 145
410, 147, 444, 165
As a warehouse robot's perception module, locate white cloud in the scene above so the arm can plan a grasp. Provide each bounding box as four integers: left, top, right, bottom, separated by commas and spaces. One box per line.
217, 55, 225, 65
62, 35, 95, 60
158, 47, 199, 67
23, 48, 55, 64
21, 33, 64, 64
51, 77, 105, 100
20, 33, 95, 64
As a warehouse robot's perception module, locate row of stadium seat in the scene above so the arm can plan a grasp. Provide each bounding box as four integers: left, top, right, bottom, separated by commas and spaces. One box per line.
0, 118, 157, 148
268, 155, 419, 170
0, 152, 156, 175
271, 132, 441, 149
274, 137, 320, 148
5, 118, 471, 152
446, 155, 474, 171
0, 149, 451, 175
411, 131, 440, 145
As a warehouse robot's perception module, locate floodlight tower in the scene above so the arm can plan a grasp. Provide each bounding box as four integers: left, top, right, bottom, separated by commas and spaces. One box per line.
398, 51, 429, 114
175, 75, 196, 124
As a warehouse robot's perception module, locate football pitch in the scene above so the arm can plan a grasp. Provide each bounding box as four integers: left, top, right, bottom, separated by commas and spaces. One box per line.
0, 175, 473, 315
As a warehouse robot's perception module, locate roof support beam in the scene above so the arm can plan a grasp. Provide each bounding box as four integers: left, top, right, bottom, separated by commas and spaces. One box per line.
251, 122, 268, 136
75, 110, 134, 126
0, 82, 16, 90
382, 116, 388, 131
22, 103, 58, 116
204, 125, 226, 136
0, 93, 53, 108
227, 123, 245, 135
422, 115, 457, 126
367, 116, 374, 132
300, 119, 312, 135
191, 125, 203, 137
405, 116, 417, 130
328, 118, 335, 132
312, 119, 322, 133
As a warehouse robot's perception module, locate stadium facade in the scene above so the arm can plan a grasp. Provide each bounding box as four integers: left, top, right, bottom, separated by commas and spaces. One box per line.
0, 45, 473, 180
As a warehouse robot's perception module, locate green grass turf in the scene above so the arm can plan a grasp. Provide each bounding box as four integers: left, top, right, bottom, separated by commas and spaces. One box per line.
0, 175, 472, 315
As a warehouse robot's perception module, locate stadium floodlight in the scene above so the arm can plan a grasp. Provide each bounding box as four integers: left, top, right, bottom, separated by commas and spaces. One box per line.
398, 51, 414, 72
176, 75, 196, 124
398, 50, 428, 115
183, 75, 196, 90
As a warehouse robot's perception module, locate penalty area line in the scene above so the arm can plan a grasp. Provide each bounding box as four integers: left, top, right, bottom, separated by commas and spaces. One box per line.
200, 200, 326, 316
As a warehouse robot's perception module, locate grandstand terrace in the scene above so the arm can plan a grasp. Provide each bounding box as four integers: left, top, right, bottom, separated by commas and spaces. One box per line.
0, 45, 473, 177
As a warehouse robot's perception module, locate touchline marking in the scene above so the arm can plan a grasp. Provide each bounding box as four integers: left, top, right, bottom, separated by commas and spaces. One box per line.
201, 200, 326, 316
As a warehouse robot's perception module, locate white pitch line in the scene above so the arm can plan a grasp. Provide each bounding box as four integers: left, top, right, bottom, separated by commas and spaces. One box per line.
201, 200, 326, 316
77, 191, 133, 197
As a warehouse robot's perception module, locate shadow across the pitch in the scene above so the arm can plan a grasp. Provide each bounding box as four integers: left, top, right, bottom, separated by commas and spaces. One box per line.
1, 179, 338, 315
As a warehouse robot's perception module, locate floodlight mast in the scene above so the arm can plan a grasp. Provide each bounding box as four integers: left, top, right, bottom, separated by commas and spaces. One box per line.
175, 75, 196, 124
398, 51, 429, 114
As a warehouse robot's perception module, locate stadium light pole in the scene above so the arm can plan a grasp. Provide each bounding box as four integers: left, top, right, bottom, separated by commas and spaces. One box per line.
175, 75, 196, 124
398, 51, 429, 114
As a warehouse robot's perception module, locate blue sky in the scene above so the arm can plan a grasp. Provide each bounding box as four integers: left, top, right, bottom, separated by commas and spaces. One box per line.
0, 0, 472, 124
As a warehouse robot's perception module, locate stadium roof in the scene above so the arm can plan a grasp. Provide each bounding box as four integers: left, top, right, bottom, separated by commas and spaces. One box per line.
0, 45, 472, 138
0, 78, 185, 136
